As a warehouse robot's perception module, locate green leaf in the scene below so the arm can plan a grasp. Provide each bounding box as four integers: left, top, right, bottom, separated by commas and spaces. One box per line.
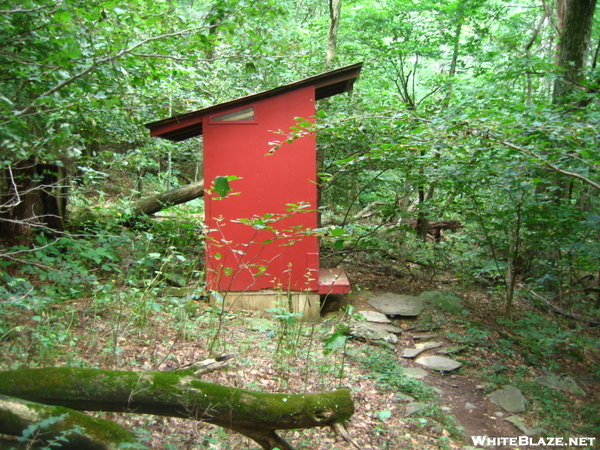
324, 331, 347, 354
214, 176, 231, 197
53, 10, 72, 23
377, 410, 392, 421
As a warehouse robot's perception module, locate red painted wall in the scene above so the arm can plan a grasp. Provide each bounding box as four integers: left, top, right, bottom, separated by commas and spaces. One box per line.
203, 86, 319, 292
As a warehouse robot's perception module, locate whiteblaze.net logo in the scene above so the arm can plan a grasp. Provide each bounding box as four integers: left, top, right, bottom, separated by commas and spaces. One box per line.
470, 436, 597, 447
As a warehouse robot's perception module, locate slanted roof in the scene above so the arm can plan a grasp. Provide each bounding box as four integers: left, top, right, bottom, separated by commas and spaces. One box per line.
145, 62, 363, 142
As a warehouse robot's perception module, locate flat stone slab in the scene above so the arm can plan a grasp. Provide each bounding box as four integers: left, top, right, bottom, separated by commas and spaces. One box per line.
504, 415, 539, 436
368, 293, 424, 316
437, 346, 466, 355
402, 342, 443, 359
489, 362, 508, 374
535, 375, 586, 397
415, 355, 462, 372
489, 385, 526, 413
416, 341, 443, 350
351, 321, 402, 335
357, 310, 391, 323
406, 402, 428, 415
403, 367, 428, 379
402, 348, 424, 358
351, 321, 403, 335
375, 323, 404, 334
350, 323, 398, 344
431, 387, 444, 395
394, 392, 415, 403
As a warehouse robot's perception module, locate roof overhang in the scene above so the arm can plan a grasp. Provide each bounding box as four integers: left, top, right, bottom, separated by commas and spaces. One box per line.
145, 62, 363, 142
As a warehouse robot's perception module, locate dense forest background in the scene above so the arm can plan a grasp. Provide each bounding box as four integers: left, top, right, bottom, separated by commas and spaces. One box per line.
0, 0, 599, 448
2, 0, 598, 318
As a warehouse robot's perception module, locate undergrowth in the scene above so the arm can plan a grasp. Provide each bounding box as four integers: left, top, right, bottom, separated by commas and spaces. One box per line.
1, 200, 599, 449
357, 347, 464, 443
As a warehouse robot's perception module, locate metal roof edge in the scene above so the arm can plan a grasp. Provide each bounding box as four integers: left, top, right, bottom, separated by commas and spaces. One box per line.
145, 62, 363, 141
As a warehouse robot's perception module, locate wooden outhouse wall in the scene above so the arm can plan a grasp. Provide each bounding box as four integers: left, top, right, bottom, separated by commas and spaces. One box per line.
203, 86, 319, 293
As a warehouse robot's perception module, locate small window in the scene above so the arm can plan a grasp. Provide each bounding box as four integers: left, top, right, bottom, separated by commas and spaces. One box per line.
212, 107, 255, 122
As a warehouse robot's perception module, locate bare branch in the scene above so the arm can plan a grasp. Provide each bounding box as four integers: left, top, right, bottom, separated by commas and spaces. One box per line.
0, 52, 59, 69
497, 138, 600, 190
5, 102, 79, 122
524, 10, 549, 53
0, 2, 60, 14
130, 53, 192, 61
0, 214, 64, 226
1, 180, 70, 214
1, 166, 21, 212
187, 353, 237, 377
0, 253, 56, 269
530, 290, 600, 326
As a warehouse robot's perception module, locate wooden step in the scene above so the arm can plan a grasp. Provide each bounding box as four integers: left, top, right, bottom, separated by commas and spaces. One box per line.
318, 268, 351, 294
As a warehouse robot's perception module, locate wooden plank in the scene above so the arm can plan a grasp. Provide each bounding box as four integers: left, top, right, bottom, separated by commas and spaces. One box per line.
318, 268, 351, 295
213, 291, 320, 319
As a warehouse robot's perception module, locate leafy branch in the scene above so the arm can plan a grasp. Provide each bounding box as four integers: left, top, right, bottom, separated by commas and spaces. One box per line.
6, 25, 212, 122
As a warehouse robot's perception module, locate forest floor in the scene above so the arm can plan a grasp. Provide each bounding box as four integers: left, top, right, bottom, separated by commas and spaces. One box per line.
336, 259, 599, 450
2, 254, 599, 450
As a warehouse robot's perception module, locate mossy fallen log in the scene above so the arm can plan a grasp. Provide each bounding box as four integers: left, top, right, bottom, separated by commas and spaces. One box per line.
0, 394, 139, 450
0, 368, 355, 450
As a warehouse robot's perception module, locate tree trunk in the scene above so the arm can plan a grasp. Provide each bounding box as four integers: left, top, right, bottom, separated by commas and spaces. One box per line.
441, 0, 465, 108
326, 0, 342, 66
524, 10, 549, 105
0, 367, 355, 450
0, 394, 138, 450
415, 186, 429, 242
548, 0, 597, 203
0, 160, 68, 244
129, 179, 204, 216
553, 0, 597, 104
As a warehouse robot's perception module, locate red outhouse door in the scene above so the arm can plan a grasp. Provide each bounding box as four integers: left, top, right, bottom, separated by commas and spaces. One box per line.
203, 86, 319, 293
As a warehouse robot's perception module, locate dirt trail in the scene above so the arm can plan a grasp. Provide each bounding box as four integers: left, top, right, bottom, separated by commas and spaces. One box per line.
340, 290, 533, 449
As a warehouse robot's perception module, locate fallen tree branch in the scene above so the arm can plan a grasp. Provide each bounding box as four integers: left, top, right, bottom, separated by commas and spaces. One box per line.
530, 290, 600, 326
0, 367, 355, 450
332, 422, 364, 450
178, 353, 237, 377
129, 179, 204, 216
0, 394, 138, 450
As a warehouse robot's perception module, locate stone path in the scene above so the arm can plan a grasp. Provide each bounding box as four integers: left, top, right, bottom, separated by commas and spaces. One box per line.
348, 290, 588, 447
